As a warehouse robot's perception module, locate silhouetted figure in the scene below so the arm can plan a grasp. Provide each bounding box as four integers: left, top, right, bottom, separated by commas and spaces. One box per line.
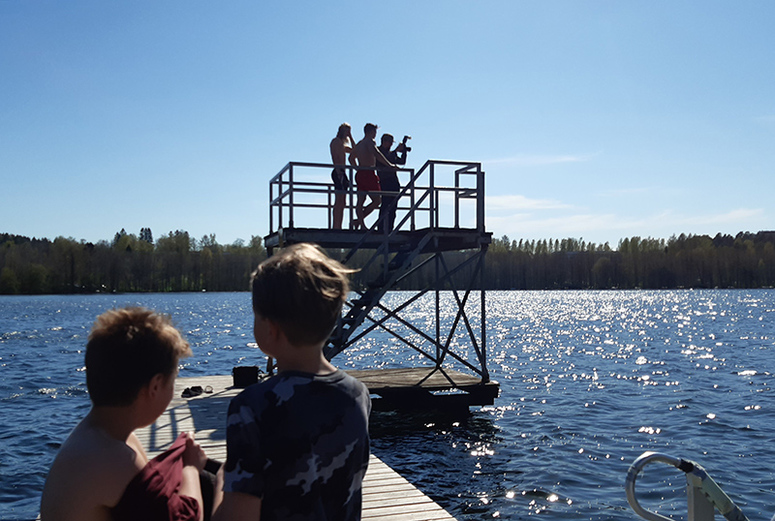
350, 123, 396, 230
376, 133, 408, 233
329, 123, 354, 229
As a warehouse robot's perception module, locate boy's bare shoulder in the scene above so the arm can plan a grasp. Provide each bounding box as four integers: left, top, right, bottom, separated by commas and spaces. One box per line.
40, 423, 145, 521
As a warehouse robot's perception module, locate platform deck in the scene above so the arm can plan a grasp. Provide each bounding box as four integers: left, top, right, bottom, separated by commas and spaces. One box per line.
264, 226, 491, 253
135, 374, 457, 521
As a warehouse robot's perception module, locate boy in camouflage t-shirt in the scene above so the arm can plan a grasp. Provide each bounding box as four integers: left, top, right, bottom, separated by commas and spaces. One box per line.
214, 244, 371, 521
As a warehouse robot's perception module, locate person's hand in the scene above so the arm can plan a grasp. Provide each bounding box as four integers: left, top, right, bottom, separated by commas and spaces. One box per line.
182, 432, 207, 471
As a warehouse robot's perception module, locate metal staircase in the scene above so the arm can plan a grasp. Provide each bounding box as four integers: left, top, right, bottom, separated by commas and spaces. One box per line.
326, 233, 431, 359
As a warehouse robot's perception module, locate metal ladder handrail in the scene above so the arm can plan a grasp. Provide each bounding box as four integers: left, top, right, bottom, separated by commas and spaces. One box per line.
625, 451, 749, 521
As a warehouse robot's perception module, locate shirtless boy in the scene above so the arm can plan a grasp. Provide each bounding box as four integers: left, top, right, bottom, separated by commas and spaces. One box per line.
40, 307, 209, 521
330, 122, 355, 229
350, 123, 397, 230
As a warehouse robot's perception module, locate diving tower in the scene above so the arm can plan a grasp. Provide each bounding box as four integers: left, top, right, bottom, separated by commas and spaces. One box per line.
264, 160, 498, 411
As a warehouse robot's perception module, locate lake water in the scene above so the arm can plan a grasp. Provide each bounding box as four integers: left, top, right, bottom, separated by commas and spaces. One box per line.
1, 290, 774, 520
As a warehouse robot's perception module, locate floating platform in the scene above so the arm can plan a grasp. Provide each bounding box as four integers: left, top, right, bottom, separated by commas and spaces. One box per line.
349, 367, 499, 412
135, 374, 459, 521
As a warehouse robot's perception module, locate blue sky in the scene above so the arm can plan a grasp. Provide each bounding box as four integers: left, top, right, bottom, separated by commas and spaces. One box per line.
2, 1, 773, 248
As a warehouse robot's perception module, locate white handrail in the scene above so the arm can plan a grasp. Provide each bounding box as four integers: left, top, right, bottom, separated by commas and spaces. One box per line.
625, 451, 749, 521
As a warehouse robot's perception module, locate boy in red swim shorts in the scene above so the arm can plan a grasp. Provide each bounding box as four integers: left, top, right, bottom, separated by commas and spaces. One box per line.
350, 123, 397, 230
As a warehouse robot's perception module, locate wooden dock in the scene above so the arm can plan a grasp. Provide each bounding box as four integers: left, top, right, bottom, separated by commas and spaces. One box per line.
135, 374, 458, 521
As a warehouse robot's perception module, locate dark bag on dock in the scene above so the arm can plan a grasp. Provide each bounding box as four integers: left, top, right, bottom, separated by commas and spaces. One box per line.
232, 366, 259, 388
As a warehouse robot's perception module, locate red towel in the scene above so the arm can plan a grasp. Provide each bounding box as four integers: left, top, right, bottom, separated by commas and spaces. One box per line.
112, 433, 200, 521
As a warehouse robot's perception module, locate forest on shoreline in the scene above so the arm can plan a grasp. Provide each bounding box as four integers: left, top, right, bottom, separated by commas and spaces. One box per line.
1, 229, 774, 295
480, 231, 775, 290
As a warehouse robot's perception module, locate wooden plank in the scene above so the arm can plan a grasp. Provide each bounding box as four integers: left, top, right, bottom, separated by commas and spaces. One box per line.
136, 375, 457, 521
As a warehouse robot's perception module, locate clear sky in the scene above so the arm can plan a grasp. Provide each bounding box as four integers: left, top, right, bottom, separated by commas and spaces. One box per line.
2, 1, 773, 248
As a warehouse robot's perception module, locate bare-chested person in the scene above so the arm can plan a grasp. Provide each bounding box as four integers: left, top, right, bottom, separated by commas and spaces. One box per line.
350, 123, 397, 230
40, 307, 218, 521
329, 123, 355, 229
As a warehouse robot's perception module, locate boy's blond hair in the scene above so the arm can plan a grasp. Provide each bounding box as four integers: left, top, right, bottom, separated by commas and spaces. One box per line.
85, 307, 191, 406
337, 122, 351, 139
251, 243, 353, 347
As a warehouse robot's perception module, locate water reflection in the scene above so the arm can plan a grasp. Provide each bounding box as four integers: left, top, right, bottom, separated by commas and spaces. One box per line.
370, 409, 507, 518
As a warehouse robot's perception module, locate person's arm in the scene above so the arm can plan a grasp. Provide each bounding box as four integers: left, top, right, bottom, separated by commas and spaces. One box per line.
393, 146, 407, 166
212, 491, 263, 521
349, 141, 360, 166
214, 396, 264, 521
374, 143, 397, 169
180, 467, 204, 521
180, 433, 207, 521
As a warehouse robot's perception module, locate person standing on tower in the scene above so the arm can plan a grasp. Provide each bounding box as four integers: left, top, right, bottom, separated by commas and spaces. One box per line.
329, 123, 355, 229
350, 123, 397, 230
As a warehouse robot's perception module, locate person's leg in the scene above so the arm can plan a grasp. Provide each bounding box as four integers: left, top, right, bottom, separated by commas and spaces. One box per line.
385, 195, 397, 232
201, 458, 223, 521
333, 192, 345, 229
376, 197, 387, 233
364, 193, 382, 221
332, 169, 349, 229
354, 193, 367, 229
199, 469, 215, 521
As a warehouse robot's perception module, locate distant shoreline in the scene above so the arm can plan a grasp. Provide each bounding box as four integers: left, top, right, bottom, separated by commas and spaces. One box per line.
2, 230, 775, 294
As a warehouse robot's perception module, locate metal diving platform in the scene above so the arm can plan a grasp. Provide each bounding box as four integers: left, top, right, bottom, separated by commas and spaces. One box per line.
264, 159, 498, 412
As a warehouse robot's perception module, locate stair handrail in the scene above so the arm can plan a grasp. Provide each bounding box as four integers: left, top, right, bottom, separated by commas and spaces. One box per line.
625, 451, 749, 521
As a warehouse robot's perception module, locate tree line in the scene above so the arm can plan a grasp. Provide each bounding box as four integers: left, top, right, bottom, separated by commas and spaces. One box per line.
0, 230, 267, 294
1, 229, 774, 294
480, 232, 775, 290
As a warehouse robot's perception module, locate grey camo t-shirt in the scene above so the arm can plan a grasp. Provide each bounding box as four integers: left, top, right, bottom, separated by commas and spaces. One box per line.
223, 369, 371, 521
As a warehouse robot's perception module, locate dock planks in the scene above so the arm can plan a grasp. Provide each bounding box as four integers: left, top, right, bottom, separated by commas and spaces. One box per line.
135, 374, 457, 521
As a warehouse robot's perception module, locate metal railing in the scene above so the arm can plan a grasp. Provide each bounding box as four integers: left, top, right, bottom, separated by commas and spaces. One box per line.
625, 451, 749, 521
268, 160, 485, 235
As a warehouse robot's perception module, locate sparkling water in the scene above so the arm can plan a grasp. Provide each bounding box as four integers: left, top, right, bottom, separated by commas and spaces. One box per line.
1, 290, 774, 520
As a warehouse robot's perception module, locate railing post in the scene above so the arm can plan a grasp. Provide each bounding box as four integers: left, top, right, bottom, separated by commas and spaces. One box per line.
327, 184, 333, 229
410, 170, 416, 231
429, 162, 436, 229
269, 177, 274, 233
277, 174, 283, 231
288, 163, 294, 229
348, 166, 354, 229
454, 168, 461, 229
477, 166, 485, 233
